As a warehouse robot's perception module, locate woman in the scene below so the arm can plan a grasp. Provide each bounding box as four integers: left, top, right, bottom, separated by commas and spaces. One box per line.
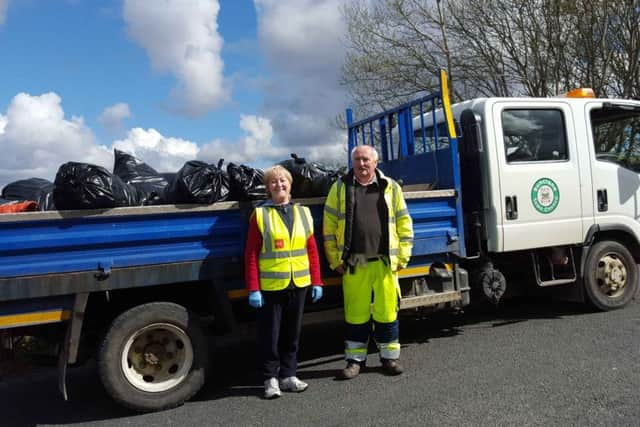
244, 165, 323, 399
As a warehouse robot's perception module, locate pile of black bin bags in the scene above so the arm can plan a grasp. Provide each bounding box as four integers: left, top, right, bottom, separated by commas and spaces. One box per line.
0, 151, 345, 211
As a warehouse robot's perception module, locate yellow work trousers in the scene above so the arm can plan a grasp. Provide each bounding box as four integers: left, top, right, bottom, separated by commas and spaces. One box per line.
342, 259, 400, 324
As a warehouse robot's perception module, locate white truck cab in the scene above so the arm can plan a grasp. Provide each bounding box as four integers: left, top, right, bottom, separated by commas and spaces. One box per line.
417, 89, 640, 310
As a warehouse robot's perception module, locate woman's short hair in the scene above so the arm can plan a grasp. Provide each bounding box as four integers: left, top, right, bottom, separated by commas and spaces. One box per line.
263, 165, 293, 188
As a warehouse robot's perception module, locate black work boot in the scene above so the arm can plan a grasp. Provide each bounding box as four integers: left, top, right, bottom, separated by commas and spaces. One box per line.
381, 358, 403, 376
337, 360, 361, 380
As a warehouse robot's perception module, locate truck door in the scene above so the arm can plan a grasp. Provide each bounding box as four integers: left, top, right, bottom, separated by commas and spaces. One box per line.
492, 102, 583, 251
588, 103, 640, 236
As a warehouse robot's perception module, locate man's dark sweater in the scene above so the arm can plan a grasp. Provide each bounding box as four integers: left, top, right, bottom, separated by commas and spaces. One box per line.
351, 180, 387, 257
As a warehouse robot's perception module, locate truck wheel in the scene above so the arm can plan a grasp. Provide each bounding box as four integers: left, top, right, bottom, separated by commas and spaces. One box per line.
583, 241, 638, 311
479, 267, 506, 305
98, 302, 209, 412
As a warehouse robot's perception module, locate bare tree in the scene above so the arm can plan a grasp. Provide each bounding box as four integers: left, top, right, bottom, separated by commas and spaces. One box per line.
342, 0, 640, 107
341, 0, 455, 117
603, 0, 640, 98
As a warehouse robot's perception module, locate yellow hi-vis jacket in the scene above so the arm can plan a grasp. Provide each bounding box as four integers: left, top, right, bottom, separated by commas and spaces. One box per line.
255, 203, 313, 290
323, 170, 413, 272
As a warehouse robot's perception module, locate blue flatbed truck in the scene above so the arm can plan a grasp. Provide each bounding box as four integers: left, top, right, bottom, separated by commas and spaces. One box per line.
0, 71, 478, 411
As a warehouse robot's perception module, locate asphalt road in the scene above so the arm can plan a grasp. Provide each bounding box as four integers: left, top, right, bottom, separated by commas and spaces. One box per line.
2, 297, 640, 427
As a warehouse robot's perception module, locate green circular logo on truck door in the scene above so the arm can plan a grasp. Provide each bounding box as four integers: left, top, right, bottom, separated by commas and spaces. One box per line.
531, 178, 559, 214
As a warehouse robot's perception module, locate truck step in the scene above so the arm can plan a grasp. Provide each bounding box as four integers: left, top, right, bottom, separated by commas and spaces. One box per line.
531, 247, 577, 287
399, 290, 462, 309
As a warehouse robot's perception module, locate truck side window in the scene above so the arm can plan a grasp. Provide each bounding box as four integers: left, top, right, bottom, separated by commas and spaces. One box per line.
501, 109, 568, 163
591, 107, 640, 172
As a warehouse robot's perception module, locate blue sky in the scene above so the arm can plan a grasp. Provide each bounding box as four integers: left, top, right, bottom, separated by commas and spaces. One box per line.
0, 0, 348, 189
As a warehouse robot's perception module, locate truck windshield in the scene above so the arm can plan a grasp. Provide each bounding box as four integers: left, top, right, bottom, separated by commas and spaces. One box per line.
591, 106, 640, 172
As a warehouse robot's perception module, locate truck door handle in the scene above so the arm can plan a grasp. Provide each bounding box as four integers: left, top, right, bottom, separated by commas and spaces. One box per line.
597, 189, 608, 212
505, 195, 518, 220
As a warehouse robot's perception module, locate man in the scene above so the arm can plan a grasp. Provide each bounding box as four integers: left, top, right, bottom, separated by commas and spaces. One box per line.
323, 145, 413, 379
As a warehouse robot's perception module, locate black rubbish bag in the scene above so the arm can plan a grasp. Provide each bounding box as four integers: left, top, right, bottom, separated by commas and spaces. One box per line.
164, 159, 230, 204
278, 153, 342, 197
53, 162, 140, 210
112, 174, 141, 207
1, 177, 56, 210
227, 163, 266, 201
160, 172, 176, 183
113, 149, 169, 205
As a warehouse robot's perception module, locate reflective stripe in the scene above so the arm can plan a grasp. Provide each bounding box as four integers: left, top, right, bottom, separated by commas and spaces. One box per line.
0, 309, 71, 328
324, 205, 339, 218
399, 236, 413, 243
346, 340, 367, 350
324, 234, 337, 242
260, 249, 308, 259
293, 268, 310, 278
324, 205, 345, 220
392, 181, 399, 206
378, 341, 401, 360
389, 248, 399, 256
345, 340, 368, 362
261, 268, 310, 280
260, 271, 291, 279
297, 204, 311, 238
259, 207, 273, 253
338, 180, 345, 218
396, 208, 409, 218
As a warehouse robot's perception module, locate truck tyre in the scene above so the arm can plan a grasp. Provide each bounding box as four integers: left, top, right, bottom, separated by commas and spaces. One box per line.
583, 241, 638, 311
98, 302, 209, 412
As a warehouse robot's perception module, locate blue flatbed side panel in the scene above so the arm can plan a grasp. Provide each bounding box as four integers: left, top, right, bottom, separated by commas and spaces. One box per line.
0, 209, 247, 278
408, 196, 459, 256
0, 189, 460, 280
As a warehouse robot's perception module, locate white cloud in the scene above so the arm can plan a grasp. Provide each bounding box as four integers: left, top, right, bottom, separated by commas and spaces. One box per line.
98, 102, 131, 132
0, 92, 111, 189
253, 0, 348, 166
255, 0, 345, 80
199, 114, 288, 166
112, 127, 199, 172
0, 91, 293, 190
123, 0, 228, 116
0, 0, 8, 25
114, 115, 286, 172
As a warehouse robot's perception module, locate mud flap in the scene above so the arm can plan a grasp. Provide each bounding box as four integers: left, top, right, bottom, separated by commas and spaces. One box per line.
57, 292, 89, 400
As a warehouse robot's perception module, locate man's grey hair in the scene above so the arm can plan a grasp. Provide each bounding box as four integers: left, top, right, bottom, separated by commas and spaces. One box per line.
350, 145, 379, 162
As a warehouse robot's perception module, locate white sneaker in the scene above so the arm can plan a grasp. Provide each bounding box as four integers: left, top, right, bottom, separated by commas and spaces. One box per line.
264, 377, 282, 399
279, 376, 308, 392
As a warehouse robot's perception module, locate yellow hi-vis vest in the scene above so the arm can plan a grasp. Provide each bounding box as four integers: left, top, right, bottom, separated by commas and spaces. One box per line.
323, 171, 413, 272
255, 204, 313, 291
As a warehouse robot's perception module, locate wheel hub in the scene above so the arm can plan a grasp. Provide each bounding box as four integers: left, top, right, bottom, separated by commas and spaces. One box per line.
143, 343, 164, 366
596, 254, 627, 296
122, 323, 194, 393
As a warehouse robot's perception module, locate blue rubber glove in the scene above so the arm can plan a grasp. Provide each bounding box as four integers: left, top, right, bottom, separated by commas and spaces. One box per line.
248, 291, 264, 308
311, 286, 323, 303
